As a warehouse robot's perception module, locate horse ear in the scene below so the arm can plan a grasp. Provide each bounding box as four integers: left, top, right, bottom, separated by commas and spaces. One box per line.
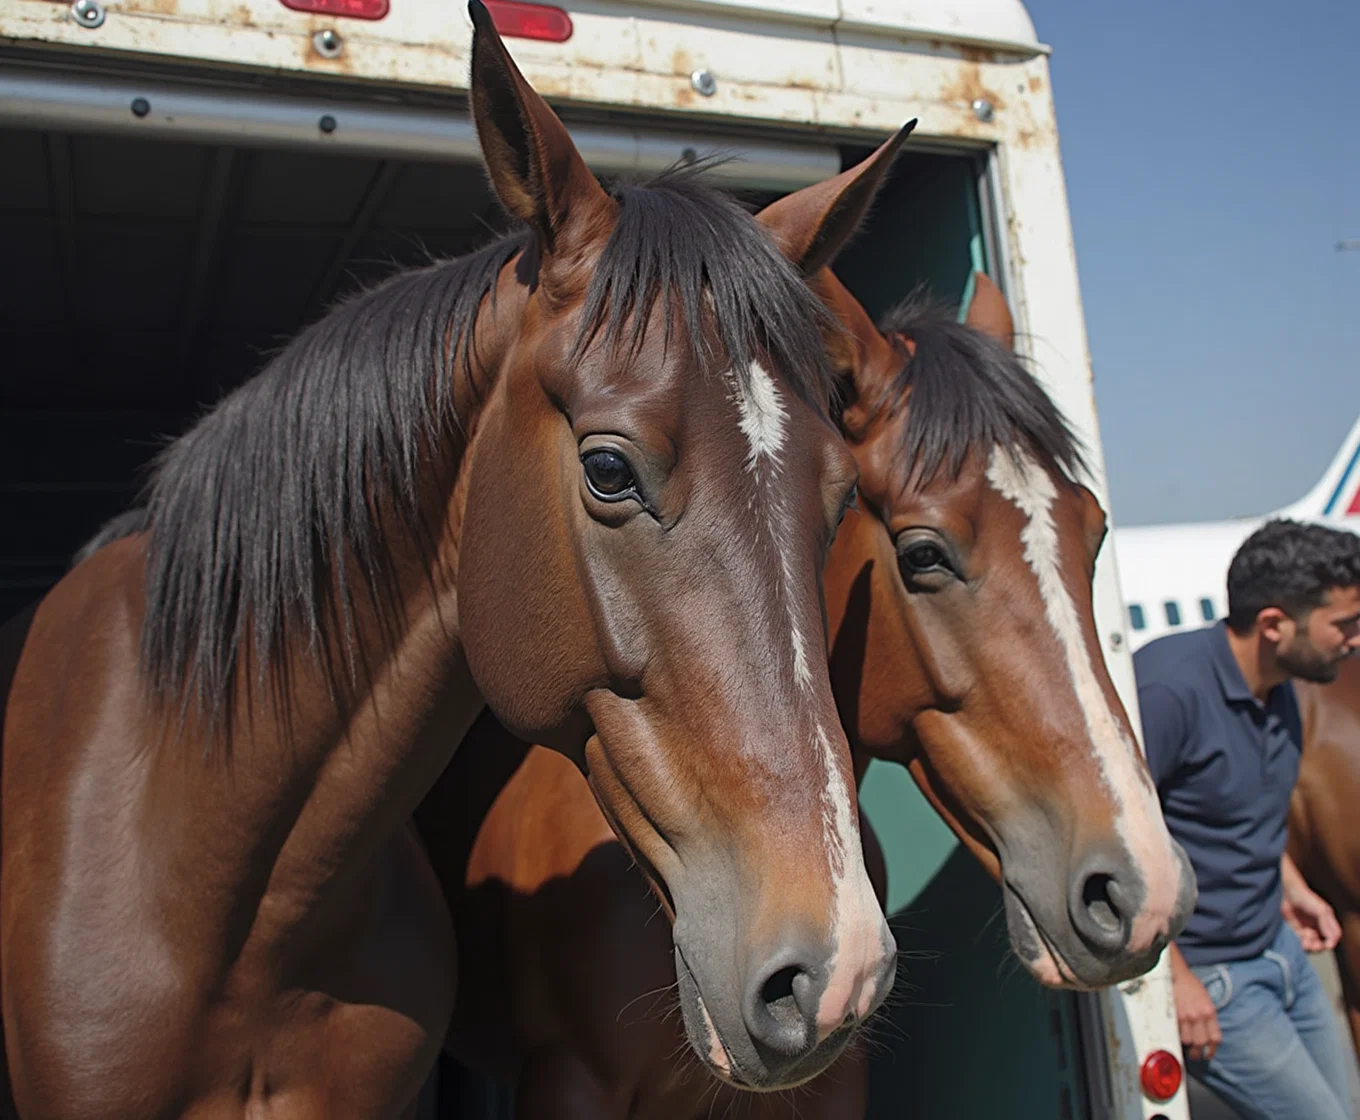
755, 121, 915, 276
468, 0, 614, 250
964, 271, 1015, 351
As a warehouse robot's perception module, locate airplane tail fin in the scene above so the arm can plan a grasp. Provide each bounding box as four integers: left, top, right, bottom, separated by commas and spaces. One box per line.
1279, 412, 1360, 523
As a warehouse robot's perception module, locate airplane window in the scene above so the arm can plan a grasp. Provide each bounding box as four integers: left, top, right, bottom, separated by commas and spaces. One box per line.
1129, 604, 1146, 631
1200, 598, 1216, 622
1164, 601, 1182, 627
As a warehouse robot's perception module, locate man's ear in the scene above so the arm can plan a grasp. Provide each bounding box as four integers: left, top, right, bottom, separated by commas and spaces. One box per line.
1257, 606, 1292, 644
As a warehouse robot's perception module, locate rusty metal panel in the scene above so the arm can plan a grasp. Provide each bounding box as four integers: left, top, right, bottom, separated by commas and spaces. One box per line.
0, 0, 1048, 141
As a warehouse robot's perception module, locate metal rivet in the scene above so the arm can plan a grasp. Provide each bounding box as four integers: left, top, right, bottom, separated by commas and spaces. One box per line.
971, 97, 994, 123
318, 114, 338, 135
680, 147, 698, 164
72, 0, 105, 28
313, 28, 343, 58
1109, 631, 1124, 651
131, 97, 150, 118
690, 70, 716, 97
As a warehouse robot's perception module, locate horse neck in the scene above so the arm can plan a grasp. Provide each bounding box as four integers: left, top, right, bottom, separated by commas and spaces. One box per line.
145, 258, 532, 933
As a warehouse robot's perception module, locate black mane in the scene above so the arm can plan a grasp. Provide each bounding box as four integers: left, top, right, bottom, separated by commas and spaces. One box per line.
876, 288, 1086, 488
140, 166, 834, 719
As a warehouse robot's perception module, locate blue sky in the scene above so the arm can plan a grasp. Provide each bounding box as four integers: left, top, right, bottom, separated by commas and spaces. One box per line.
1024, 0, 1360, 525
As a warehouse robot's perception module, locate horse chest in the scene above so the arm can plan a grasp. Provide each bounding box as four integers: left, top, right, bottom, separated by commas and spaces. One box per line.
5, 811, 452, 1120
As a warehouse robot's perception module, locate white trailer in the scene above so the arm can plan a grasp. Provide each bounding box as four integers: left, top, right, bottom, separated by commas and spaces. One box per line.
0, 0, 1187, 1114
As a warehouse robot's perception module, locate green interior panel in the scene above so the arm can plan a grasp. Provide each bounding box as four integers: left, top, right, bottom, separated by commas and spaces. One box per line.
858, 770, 1091, 1120
864, 846, 1090, 1120
833, 146, 987, 325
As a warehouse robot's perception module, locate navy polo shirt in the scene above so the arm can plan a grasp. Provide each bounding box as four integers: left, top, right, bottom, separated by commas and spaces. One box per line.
1134, 622, 1301, 967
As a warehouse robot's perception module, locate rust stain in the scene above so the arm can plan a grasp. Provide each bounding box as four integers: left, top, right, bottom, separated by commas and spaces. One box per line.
781, 71, 831, 92
938, 60, 1005, 115
958, 44, 1000, 65
669, 46, 691, 78
302, 28, 354, 72
119, 0, 179, 15
1028, 74, 1043, 94
528, 73, 571, 98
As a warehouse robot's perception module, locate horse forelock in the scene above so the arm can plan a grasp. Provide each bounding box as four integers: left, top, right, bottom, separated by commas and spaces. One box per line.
873, 290, 1086, 493
575, 165, 836, 413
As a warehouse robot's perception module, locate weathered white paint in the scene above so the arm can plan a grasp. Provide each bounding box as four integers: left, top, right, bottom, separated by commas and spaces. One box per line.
0, 0, 1054, 157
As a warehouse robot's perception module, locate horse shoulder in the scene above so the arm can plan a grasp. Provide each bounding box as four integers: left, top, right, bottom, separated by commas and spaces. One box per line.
1295, 665, 1360, 908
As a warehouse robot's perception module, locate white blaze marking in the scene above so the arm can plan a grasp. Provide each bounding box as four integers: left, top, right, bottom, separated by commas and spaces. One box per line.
728, 362, 888, 1035
788, 627, 812, 691
729, 361, 809, 689
734, 359, 788, 472
985, 447, 1180, 948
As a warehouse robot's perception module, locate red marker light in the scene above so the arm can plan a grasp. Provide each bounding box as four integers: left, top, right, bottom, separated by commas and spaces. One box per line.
1140, 1049, 1183, 1102
280, 0, 388, 20
483, 0, 573, 42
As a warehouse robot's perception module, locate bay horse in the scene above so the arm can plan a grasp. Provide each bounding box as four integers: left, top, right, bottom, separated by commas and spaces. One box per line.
0, 7, 912, 1116
1290, 649, 1360, 1063
415, 270, 1195, 1116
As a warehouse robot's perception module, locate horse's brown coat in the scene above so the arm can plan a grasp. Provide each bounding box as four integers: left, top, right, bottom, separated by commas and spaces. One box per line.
1290, 654, 1360, 1061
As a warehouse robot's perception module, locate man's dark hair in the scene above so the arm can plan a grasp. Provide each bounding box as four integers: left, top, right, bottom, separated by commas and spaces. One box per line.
1226, 519, 1360, 632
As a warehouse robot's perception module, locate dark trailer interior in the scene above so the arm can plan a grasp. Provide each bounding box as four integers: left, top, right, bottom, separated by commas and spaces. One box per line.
0, 52, 1096, 1120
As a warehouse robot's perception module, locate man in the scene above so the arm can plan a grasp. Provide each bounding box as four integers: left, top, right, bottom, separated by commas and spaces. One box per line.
1136, 518, 1360, 1119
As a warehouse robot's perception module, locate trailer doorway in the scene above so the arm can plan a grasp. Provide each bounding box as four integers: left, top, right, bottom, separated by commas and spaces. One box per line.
0, 72, 1092, 1120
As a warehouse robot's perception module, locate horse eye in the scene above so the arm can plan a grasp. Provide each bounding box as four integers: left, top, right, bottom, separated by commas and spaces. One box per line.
582, 449, 636, 500
901, 541, 948, 573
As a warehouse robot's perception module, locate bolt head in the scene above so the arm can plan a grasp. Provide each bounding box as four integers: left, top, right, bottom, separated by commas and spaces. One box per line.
72, 0, 105, 28
313, 28, 344, 58
971, 97, 995, 123
690, 70, 717, 97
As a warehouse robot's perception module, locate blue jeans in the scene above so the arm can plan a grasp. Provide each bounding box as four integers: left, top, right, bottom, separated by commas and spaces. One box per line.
1188, 923, 1354, 1120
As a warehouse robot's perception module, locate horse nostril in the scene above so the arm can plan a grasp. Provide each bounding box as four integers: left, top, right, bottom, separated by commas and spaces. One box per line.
1070, 863, 1134, 957
745, 958, 820, 1061
1082, 873, 1122, 935
761, 964, 798, 1009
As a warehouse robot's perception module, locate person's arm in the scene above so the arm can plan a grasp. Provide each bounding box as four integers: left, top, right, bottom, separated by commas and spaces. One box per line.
1167, 942, 1221, 1063
1281, 851, 1341, 952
